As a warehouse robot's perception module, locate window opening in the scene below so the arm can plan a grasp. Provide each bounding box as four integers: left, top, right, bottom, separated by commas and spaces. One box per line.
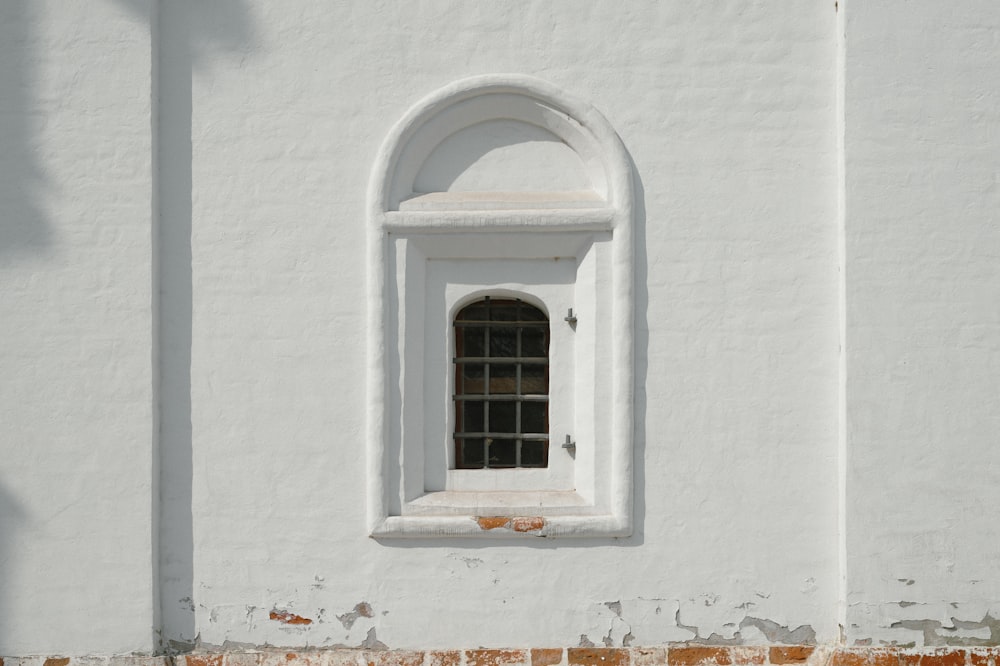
453, 297, 549, 469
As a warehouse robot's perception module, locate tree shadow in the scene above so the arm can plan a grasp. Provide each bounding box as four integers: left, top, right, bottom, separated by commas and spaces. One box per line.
0, 0, 256, 654
109, 0, 259, 653
0, 0, 53, 262
114, 0, 258, 73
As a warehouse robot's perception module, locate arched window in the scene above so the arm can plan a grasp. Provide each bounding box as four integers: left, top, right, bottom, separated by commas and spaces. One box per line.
368, 75, 635, 538
454, 297, 549, 469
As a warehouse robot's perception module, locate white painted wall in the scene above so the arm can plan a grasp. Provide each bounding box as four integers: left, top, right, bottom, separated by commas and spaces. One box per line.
844, 0, 1000, 647
185, 0, 838, 650
0, 0, 155, 656
0, 0, 996, 656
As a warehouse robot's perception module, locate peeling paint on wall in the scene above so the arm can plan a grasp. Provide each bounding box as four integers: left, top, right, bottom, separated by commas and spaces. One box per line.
742, 619, 817, 645
581, 599, 817, 647
848, 602, 1000, 647
889, 614, 1000, 647
337, 602, 374, 630
269, 611, 312, 626
360, 627, 388, 650
474, 516, 546, 533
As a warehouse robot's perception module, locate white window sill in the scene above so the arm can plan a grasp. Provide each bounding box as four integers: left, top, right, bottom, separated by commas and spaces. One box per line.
370, 513, 631, 539
400, 490, 600, 517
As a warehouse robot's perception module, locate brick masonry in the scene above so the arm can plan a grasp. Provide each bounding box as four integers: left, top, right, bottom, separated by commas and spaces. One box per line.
3, 648, 1000, 666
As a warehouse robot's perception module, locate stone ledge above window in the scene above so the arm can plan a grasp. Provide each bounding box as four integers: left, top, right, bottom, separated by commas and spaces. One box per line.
398, 190, 607, 212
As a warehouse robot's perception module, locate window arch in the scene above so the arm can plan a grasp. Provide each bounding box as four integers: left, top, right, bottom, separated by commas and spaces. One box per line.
453, 297, 549, 469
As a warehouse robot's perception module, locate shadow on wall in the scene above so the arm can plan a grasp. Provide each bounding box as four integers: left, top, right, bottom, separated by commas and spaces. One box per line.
0, 0, 256, 654
629, 155, 649, 548
0, 0, 40, 652
413, 120, 594, 193
0, 482, 27, 654
0, 0, 256, 263
112, 0, 257, 70
109, 0, 258, 653
0, 0, 53, 262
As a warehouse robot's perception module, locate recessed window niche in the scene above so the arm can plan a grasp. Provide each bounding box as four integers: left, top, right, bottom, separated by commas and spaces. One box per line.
366, 75, 635, 538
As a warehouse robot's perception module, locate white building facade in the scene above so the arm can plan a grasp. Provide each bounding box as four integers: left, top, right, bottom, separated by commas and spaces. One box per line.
1, 0, 999, 658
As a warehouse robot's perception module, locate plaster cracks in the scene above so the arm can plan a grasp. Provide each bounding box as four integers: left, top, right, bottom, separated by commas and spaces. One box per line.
579, 599, 817, 647
850, 602, 1000, 647
448, 554, 485, 569
198, 599, 382, 649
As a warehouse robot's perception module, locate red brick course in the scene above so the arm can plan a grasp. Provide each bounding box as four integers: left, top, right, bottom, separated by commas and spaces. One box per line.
467, 650, 529, 666
430, 652, 463, 666
531, 649, 564, 666
670, 647, 734, 666
770, 648, 815, 664
566, 648, 628, 666
11, 646, 1000, 666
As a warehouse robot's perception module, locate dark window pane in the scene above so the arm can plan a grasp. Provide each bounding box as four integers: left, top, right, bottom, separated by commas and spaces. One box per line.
459, 439, 486, 468
461, 400, 484, 433
462, 364, 484, 394
490, 301, 519, 321
458, 302, 488, 321
520, 439, 547, 467
488, 438, 516, 467
520, 304, 547, 321
463, 327, 485, 357
489, 327, 517, 357
454, 298, 551, 470
490, 364, 516, 394
521, 365, 546, 394
521, 328, 547, 357
522, 401, 547, 434
489, 401, 516, 433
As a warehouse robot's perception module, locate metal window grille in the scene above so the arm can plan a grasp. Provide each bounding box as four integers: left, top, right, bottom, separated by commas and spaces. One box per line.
453, 297, 549, 469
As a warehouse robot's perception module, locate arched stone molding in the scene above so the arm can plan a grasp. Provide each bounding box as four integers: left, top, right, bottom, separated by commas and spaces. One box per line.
367, 75, 634, 539
367, 74, 634, 217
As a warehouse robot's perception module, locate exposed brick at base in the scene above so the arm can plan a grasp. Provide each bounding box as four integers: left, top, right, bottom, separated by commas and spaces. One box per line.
669, 647, 767, 666
5, 648, 1000, 666
567, 649, 630, 666
531, 650, 563, 666
770, 649, 814, 665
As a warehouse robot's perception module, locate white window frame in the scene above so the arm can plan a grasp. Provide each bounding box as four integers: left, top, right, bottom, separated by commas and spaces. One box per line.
366, 75, 634, 538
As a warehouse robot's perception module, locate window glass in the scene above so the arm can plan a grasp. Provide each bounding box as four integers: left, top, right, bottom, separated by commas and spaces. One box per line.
454, 297, 549, 469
